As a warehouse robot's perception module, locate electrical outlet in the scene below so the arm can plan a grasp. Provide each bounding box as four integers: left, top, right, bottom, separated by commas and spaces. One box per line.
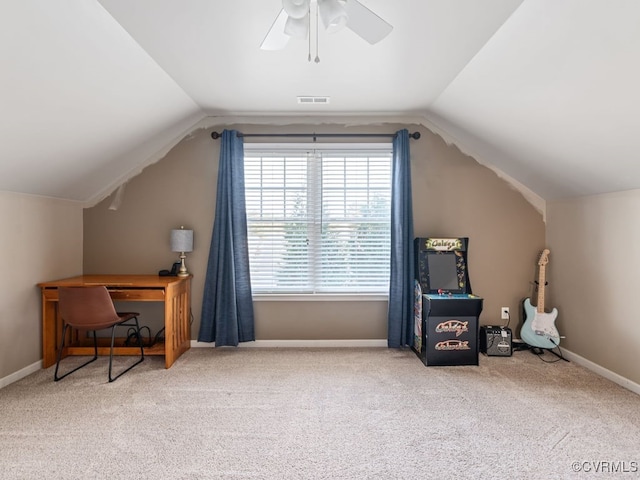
501, 307, 510, 320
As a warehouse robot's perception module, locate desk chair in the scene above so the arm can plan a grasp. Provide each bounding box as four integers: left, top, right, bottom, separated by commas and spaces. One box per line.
54, 286, 145, 382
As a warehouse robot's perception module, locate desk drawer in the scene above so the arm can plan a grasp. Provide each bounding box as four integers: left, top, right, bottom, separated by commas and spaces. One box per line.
109, 289, 165, 301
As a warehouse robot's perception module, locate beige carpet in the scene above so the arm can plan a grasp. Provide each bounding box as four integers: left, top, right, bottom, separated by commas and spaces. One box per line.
1, 348, 639, 479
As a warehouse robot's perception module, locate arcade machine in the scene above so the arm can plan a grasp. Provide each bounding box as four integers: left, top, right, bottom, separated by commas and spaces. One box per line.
413, 237, 483, 366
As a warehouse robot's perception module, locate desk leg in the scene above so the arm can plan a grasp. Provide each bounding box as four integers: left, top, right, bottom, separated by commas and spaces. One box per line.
41, 295, 59, 369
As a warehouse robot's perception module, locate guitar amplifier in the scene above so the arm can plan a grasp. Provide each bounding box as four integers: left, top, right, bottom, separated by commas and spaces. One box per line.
479, 326, 512, 356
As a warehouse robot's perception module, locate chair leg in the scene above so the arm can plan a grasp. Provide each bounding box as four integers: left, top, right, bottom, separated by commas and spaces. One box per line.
54, 326, 98, 381
108, 316, 144, 383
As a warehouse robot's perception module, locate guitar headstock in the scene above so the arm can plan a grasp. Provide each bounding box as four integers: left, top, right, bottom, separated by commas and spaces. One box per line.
538, 249, 550, 267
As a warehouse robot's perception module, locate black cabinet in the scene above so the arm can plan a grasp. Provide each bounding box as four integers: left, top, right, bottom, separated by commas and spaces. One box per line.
412, 237, 483, 366
413, 290, 482, 366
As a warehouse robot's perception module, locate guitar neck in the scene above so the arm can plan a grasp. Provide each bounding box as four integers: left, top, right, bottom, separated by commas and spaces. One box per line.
537, 264, 546, 313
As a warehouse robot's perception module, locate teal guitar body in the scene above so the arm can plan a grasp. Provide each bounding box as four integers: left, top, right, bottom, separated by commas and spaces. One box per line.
521, 297, 559, 349
519, 249, 561, 349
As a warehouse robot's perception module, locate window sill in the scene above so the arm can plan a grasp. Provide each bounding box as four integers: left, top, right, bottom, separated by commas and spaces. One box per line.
252, 293, 389, 302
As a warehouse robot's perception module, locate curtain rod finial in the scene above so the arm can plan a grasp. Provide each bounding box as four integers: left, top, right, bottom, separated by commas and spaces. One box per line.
211, 131, 221, 140
410, 132, 421, 140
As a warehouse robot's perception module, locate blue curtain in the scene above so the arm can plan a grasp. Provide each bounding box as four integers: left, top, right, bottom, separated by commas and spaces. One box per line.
387, 129, 415, 348
198, 130, 255, 346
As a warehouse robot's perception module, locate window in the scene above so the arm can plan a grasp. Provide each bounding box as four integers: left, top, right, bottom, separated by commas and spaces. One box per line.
244, 143, 392, 295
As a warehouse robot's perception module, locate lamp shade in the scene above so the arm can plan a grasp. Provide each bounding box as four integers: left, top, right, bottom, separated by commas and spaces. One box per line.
284, 12, 309, 38
318, 0, 348, 33
171, 227, 193, 253
282, 0, 310, 19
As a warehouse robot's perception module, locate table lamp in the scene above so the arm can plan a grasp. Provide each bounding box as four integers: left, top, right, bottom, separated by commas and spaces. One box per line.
170, 226, 194, 277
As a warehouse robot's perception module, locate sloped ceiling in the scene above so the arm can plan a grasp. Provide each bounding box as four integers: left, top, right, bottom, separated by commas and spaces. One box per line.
1, 0, 639, 204
429, 0, 640, 200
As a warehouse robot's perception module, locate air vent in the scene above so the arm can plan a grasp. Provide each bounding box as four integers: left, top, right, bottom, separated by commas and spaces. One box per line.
297, 96, 330, 105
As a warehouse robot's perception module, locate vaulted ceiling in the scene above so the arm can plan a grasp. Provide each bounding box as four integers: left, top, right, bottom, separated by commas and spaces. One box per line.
2, 1, 639, 205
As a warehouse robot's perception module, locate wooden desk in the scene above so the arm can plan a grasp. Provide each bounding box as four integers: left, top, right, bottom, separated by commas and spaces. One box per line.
38, 275, 191, 369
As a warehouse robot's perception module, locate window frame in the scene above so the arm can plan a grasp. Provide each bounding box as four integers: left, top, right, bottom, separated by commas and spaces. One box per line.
244, 142, 393, 301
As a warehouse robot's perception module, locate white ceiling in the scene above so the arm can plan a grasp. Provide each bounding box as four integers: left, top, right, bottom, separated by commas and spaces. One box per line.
2, 0, 639, 204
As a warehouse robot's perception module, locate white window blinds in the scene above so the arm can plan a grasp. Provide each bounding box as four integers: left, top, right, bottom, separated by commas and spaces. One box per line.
244, 144, 392, 294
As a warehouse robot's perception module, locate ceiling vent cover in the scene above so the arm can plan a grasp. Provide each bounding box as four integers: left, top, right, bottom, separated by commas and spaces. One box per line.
297, 96, 330, 105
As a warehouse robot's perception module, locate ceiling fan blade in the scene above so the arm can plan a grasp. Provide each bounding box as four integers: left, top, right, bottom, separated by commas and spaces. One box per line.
260, 9, 290, 50
344, 0, 393, 45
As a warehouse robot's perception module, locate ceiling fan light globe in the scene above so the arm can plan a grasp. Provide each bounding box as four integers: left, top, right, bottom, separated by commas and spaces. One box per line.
318, 0, 349, 33
282, 0, 310, 19
284, 13, 309, 38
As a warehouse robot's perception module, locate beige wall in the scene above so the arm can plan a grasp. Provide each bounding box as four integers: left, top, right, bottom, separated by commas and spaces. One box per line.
84, 122, 545, 342
0, 192, 83, 382
547, 190, 640, 385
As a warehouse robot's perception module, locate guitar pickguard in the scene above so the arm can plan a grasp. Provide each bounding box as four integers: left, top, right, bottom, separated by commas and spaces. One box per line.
531, 311, 559, 338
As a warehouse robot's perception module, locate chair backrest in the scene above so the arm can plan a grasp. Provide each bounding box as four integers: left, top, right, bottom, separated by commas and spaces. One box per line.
58, 286, 120, 329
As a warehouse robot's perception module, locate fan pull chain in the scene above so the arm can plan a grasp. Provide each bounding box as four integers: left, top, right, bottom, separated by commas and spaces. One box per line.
307, 3, 312, 62
314, 2, 320, 63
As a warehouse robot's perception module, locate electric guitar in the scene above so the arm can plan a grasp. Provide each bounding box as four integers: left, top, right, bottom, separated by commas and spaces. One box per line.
520, 249, 560, 349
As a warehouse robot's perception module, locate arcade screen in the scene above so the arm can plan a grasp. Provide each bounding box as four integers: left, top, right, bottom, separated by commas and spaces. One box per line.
426, 253, 459, 291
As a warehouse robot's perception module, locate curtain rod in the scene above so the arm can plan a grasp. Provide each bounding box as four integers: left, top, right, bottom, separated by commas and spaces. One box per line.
210, 131, 421, 141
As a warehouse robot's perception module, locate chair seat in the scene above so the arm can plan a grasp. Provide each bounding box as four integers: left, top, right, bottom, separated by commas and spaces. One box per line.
71, 312, 140, 331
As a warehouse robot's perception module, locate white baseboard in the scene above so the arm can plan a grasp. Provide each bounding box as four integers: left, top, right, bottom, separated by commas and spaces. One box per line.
561, 348, 640, 396
191, 339, 387, 348
0, 360, 42, 390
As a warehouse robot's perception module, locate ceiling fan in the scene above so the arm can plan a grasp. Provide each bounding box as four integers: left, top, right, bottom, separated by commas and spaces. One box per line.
260, 0, 393, 61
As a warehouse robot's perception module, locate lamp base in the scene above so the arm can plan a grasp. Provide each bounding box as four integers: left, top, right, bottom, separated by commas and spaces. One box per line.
177, 253, 189, 277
